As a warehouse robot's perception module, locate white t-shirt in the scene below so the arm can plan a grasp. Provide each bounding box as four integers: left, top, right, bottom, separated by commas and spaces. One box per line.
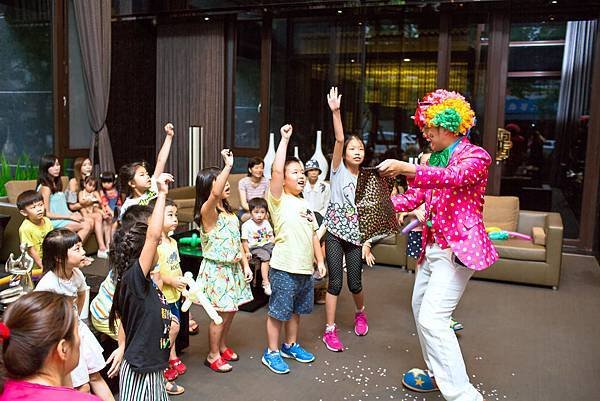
241, 219, 274, 249
35, 268, 87, 311
303, 180, 331, 217
119, 176, 158, 219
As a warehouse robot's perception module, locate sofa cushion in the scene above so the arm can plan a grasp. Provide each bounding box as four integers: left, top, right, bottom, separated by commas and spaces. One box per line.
376, 234, 398, 246
483, 196, 519, 232
174, 198, 195, 209
492, 238, 546, 262
5, 176, 69, 204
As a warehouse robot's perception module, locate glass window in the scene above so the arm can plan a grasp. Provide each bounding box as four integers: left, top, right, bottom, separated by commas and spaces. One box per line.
500, 20, 597, 240
448, 21, 489, 146
270, 15, 439, 167
234, 20, 261, 150
0, 4, 53, 165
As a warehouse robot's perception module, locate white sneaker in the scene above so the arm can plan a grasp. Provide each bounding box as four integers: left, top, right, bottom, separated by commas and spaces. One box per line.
97, 250, 109, 259
262, 282, 272, 296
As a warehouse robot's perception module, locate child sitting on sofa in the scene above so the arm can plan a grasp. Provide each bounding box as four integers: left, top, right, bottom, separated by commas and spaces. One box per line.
17, 190, 54, 269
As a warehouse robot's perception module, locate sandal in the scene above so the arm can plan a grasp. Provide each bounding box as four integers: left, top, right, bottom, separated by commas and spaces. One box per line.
189, 319, 200, 335
165, 381, 185, 396
204, 357, 232, 373
169, 358, 187, 375
221, 347, 239, 362
163, 366, 178, 381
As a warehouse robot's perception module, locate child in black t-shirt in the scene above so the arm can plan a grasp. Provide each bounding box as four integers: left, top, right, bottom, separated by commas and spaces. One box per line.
108, 172, 184, 399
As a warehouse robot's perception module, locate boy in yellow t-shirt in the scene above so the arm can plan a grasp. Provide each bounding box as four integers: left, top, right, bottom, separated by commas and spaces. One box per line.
152, 198, 187, 382
17, 190, 53, 269
261, 124, 326, 375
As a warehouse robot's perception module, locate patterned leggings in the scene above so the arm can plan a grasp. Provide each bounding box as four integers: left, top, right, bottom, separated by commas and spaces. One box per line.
326, 233, 363, 295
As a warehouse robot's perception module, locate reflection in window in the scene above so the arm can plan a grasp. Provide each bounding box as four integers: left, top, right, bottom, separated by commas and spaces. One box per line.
448, 21, 489, 147
271, 16, 439, 167
234, 20, 261, 149
0, 4, 53, 164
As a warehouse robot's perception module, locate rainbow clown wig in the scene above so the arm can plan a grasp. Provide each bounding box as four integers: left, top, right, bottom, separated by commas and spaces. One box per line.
413, 89, 476, 136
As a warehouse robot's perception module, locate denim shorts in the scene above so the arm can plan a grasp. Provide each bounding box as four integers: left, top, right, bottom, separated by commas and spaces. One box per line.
169, 300, 182, 323
268, 268, 314, 321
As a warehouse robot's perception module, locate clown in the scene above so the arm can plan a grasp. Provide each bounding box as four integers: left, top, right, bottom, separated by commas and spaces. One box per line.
378, 89, 498, 401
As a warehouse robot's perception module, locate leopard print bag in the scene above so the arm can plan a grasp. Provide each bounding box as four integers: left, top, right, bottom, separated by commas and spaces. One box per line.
355, 167, 400, 242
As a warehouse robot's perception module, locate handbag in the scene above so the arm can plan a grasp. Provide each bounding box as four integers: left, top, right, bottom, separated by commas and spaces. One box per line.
355, 167, 400, 242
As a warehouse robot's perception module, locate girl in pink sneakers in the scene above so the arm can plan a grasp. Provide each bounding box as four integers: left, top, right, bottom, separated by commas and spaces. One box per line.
322, 87, 368, 352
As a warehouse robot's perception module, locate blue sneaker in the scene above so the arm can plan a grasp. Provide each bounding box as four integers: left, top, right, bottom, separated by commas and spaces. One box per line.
261, 349, 290, 374
402, 368, 439, 392
280, 343, 315, 363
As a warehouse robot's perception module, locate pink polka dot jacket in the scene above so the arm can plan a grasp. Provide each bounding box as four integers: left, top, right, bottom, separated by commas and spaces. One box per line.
391, 138, 499, 271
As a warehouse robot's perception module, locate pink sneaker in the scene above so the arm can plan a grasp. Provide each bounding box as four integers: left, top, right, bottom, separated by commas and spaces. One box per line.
322, 326, 344, 352
354, 310, 369, 336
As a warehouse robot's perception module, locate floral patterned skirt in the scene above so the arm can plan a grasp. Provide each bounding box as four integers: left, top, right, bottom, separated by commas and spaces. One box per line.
196, 259, 254, 312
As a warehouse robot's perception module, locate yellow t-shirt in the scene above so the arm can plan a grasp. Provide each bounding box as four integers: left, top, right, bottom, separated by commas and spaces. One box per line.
267, 190, 316, 275
18, 217, 53, 268
157, 237, 183, 304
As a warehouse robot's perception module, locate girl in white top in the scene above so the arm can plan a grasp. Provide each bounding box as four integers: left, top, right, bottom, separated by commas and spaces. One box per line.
35, 229, 117, 401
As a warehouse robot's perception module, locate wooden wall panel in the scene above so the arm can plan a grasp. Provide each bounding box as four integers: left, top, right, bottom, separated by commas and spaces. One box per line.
156, 21, 225, 187
107, 19, 157, 171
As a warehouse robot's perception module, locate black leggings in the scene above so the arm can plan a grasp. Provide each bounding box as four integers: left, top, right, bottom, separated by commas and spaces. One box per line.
326, 233, 363, 296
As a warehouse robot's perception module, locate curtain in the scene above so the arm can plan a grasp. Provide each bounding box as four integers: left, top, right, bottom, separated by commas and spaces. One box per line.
554, 20, 598, 182
73, 0, 115, 173
156, 21, 225, 187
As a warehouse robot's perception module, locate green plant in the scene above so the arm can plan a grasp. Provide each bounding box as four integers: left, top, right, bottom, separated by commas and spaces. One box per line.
0, 155, 10, 197
0, 153, 40, 197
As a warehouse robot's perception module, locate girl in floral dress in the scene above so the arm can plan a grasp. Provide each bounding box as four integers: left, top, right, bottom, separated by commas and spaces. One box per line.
193, 149, 254, 373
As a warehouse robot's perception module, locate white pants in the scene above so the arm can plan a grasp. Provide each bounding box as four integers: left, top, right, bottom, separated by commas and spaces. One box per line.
412, 244, 482, 401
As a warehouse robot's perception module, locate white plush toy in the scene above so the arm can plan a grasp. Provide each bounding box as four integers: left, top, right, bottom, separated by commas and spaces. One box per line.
180, 271, 223, 325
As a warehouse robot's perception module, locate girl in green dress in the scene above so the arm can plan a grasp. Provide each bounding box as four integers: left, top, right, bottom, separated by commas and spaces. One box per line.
194, 149, 254, 373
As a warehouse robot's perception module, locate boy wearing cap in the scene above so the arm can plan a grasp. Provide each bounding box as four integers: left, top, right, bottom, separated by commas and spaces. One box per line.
302, 159, 331, 229
302, 159, 330, 305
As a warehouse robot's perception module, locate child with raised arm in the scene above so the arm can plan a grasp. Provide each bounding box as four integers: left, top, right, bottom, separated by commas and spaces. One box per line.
119, 123, 175, 219
193, 150, 254, 373
261, 124, 326, 375
109, 173, 184, 399
322, 87, 368, 353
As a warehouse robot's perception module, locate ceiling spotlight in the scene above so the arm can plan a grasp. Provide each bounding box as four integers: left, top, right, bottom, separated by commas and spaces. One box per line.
551, 0, 558, 4
204, 17, 210, 21
403, 58, 411, 62
337, 10, 343, 14
350, 59, 355, 63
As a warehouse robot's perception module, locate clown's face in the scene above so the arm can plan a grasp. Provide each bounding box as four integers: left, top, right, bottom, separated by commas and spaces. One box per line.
422, 127, 457, 152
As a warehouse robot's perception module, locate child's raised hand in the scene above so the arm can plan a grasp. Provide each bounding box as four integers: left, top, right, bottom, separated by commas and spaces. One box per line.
156, 173, 174, 194
280, 124, 293, 140
164, 123, 175, 137
221, 149, 234, 167
327, 86, 341, 112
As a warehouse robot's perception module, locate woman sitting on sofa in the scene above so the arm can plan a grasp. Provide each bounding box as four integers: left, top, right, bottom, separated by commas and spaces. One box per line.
37, 154, 93, 243
237, 157, 269, 222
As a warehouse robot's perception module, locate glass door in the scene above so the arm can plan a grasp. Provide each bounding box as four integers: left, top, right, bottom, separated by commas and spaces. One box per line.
499, 20, 598, 241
